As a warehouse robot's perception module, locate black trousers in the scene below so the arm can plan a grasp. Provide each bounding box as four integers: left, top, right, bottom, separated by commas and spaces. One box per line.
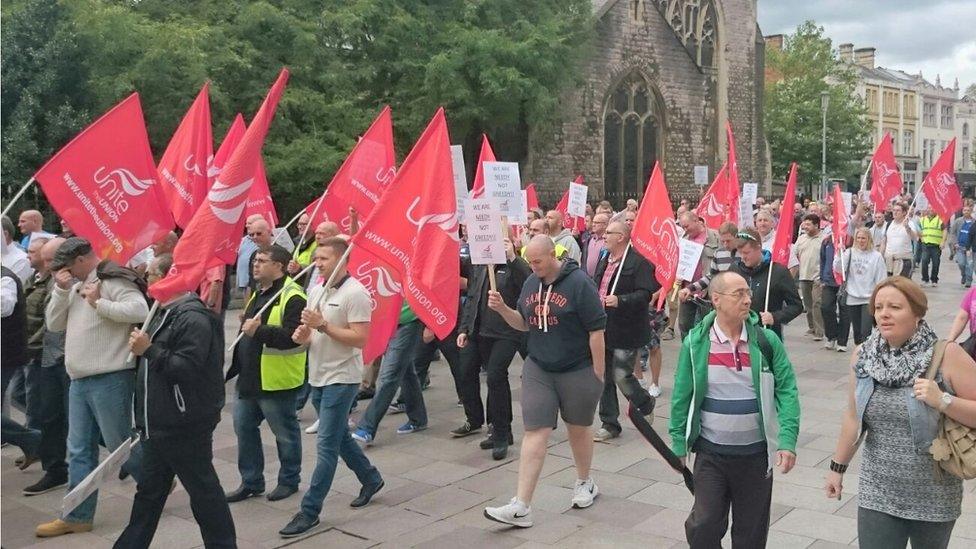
31, 360, 70, 480
598, 347, 655, 435
820, 285, 851, 346
847, 304, 874, 345
920, 243, 942, 283
114, 430, 236, 549
679, 299, 712, 340
414, 327, 462, 389
468, 336, 519, 439
685, 451, 773, 549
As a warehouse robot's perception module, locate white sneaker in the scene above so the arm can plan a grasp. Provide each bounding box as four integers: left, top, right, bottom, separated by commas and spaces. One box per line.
836, 345, 848, 352
484, 497, 533, 528
305, 420, 319, 434
571, 478, 599, 509
648, 383, 662, 398
823, 340, 835, 350
638, 378, 648, 390
593, 428, 617, 442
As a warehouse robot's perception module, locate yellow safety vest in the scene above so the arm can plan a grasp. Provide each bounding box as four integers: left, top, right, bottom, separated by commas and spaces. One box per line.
295, 241, 317, 267
920, 216, 944, 245
244, 278, 307, 391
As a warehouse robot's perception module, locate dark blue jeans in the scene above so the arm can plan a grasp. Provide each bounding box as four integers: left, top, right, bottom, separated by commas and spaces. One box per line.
357, 321, 426, 435
233, 395, 302, 490
301, 384, 381, 517
920, 243, 942, 283
1, 364, 40, 457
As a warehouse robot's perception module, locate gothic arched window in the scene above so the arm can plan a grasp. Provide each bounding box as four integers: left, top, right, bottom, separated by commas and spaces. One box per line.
603, 74, 663, 199
654, 0, 717, 69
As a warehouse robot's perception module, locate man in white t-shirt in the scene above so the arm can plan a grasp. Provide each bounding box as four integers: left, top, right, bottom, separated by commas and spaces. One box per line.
880, 203, 917, 277
278, 237, 383, 538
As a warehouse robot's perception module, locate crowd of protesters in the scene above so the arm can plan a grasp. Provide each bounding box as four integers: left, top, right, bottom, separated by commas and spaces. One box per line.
3, 187, 976, 549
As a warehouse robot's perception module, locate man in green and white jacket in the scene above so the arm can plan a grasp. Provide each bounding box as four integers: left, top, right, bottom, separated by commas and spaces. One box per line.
669, 270, 800, 549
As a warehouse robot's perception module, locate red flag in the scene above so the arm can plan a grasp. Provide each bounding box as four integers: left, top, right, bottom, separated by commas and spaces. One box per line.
921, 139, 962, 223
34, 93, 174, 264
209, 114, 245, 183
771, 163, 799, 267
157, 83, 213, 229
348, 251, 404, 363
469, 134, 496, 199
525, 183, 539, 210
149, 69, 289, 303
726, 122, 742, 224
831, 183, 849, 284
244, 159, 278, 226
555, 175, 587, 233
694, 162, 730, 229
351, 108, 460, 339
868, 133, 903, 211
631, 163, 679, 309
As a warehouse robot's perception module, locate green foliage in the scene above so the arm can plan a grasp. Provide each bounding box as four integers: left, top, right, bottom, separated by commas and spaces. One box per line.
1, 0, 592, 220
764, 21, 871, 193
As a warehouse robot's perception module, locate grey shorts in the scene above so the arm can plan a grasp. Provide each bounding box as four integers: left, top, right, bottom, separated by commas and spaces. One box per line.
521, 357, 604, 430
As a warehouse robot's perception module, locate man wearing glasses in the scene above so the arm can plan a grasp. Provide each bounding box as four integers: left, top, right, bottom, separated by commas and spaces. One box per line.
727, 228, 803, 340
669, 270, 800, 548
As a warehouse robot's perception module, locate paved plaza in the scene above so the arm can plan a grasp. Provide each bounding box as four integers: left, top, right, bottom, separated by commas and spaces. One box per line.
2, 282, 975, 548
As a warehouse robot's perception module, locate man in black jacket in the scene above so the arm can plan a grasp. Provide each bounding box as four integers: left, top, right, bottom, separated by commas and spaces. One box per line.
727, 228, 803, 340
457, 238, 530, 459
116, 253, 236, 548
593, 221, 660, 442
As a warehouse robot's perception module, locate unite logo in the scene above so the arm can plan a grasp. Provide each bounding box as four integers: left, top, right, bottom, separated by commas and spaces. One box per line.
700, 194, 724, 218
183, 154, 208, 177
208, 178, 254, 224
874, 161, 898, 182
648, 217, 680, 273
354, 261, 402, 310
94, 166, 154, 197
406, 197, 460, 242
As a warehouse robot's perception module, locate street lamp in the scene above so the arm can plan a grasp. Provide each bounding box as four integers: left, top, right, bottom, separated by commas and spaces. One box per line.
821, 90, 830, 200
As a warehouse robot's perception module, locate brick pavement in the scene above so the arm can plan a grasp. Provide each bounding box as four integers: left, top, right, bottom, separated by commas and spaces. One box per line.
3, 283, 974, 548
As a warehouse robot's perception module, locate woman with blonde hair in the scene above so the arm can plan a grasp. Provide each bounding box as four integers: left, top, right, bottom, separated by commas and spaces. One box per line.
824, 277, 976, 548
835, 227, 887, 346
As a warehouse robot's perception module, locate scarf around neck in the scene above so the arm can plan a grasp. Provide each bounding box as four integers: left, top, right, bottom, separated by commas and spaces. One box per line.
854, 320, 937, 387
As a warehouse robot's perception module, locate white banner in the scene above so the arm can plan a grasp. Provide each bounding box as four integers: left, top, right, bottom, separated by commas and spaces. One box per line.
567, 182, 588, 218
737, 182, 759, 228
483, 161, 524, 216
450, 145, 468, 223
841, 192, 853, 217
466, 198, 507, 265
694, 165, 709, 186
62, 436, 138, 516
676, 239, 705, 282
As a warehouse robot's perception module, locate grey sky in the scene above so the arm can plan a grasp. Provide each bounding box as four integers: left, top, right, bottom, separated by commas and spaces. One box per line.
758, 0, 976, 93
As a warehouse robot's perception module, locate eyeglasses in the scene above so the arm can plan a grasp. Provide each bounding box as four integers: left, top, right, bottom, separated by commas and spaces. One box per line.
605, 231, 624, 236
713, 288, 753, 300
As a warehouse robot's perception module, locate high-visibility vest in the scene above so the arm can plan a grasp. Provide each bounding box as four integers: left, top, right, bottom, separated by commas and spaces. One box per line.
295, 241, 317, 267
244, 278, 307, 391
920, 216, 944, 245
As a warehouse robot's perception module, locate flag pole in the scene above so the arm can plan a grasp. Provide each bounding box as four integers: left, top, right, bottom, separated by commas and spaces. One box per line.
125, 300, 161, 363
763, 255, 774, 315
906, 179, 927, 214
609, 244, 630, 295
270, 208, 307, 248
226, 243, 353, 352
292, 189, 328, 259
1, 177, 36, 217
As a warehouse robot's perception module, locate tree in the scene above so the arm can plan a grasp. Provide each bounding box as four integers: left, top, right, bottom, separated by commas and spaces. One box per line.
764, 21, 871, 196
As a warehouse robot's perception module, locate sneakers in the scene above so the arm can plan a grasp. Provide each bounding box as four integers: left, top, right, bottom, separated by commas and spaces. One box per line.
396, 422, 427, 435
350, 479, 384, 507
305, 419, 320, 434
279, 512, 320, 538
23, 474, 67, 496
35, 519, 93, 538
450, 421, 482, 438
388, 401, 407, 414
824, 340, 836, 350
661, 327, 675, 341
484, 497, 533, 528
481, 432, 514, 450
647, 383, 662, 398
836, 345, 848, 352
593, 428, 618, 443
351, 428, 374, 445
571, 478, 599, 508
812, 336, 824, 342
638, 378, 648, 390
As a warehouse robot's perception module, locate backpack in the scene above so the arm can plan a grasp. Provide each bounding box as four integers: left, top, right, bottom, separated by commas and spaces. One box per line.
925, 340, 976, 480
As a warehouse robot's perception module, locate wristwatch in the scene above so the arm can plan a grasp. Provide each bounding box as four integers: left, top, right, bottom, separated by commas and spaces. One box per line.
939, 392, 954, 412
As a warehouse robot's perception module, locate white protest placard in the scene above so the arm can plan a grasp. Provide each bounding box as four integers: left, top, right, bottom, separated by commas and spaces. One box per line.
694, 165, 709, 186
567, 182, 588, 218
62, 437, 138, 516
483, 161, 524, 216
466, 198, 507, 265
737, 182, 759, 228
508, 190, 528, 224
450, 145, 468, 223
841, 192, 853, 217
676, 239, 705, 282
742, 182, 759, 205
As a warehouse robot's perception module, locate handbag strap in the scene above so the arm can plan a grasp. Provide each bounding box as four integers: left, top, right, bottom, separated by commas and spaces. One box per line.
925, 340, 948, 381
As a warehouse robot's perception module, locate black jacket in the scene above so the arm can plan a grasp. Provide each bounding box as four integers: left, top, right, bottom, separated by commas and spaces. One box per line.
1, 266, 27, 370
728, 252, 803, 336
460, 257, 531, 342
594, 246, 659, 349
135, 294, 225, 439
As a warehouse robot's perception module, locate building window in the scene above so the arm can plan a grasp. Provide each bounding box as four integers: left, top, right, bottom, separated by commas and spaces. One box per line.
941, 105, 953, 128
902, 130, 913, 155
603, 73, 663, 200
903, 95, 915, 118
866, 89, 878, 114
923, 102, 937, 127
963, 146, 971, 170
655, 0, 717, 68
922, 139, 930, 167
930, 140, 937, 166
964, 122, 970, 139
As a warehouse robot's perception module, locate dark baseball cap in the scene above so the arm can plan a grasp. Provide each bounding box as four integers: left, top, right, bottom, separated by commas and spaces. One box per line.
50, 237, 93, 270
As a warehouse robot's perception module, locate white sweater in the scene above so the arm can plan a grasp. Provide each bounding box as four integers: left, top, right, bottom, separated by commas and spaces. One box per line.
834, 248, 887, 305
46, 270, 149, 379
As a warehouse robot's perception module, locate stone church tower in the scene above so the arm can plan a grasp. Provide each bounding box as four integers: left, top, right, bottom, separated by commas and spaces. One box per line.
525, 0, 768, 206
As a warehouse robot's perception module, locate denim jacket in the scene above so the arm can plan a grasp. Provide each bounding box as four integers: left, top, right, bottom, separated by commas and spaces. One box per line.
853, 374, 941, 454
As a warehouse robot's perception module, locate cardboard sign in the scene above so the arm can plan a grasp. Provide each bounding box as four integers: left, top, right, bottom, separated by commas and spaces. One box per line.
483, 161, 524, 216
567, 182, 588, 218
694, 165, 709, 186
466, 198, 507, 265
739, 182, 759, 227
676, 239, 705, 282
841, 192, 853, 217
508, 190, 528, 224
63, 437, 138, 516
450, 145, 468, 222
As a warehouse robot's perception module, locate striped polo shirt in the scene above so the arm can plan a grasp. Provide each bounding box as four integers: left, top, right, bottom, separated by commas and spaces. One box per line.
696, 322, 766, 456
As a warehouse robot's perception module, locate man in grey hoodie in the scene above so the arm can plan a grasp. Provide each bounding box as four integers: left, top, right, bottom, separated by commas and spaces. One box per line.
545, 210, 582, 263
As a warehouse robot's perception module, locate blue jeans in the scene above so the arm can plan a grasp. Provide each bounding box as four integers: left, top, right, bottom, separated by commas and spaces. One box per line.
65, 370, 143, 524
233, 395, 302, 490
357, 321, 426, 435
956, 249, 972, 285
301, 384, 381, 517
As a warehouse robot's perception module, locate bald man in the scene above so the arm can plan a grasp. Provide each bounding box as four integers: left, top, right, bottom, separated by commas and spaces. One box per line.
288, 214, 318, 287
237, 215, 266, 291
18, 210, 50, 249
544, 210, 582, 263
304, 222, 340, 291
